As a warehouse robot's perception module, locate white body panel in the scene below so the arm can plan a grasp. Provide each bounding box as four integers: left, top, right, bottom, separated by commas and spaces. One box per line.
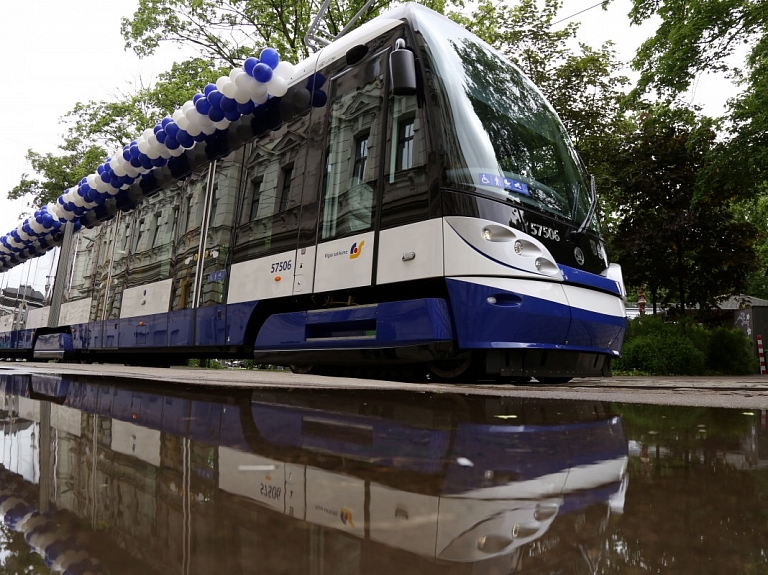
228, 249, 297, 304
305, 467, 365, 537
0, 314, 14, 333
18, 397, 39, 422
59, 297, 92, 326
119, 279, 173, 319
110, 419, 161, 467
51, 404, 82, 437
313, 231, 375, 293
443, 217, 562, 280
369, 485, 439, 556
26, 307, 49, 330
292, 246, 316, 295
562, 283, 627, 318
376, 219, 444, 285
218, 447, 287, 513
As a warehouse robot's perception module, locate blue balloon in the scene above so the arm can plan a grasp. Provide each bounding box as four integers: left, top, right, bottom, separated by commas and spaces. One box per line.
110, 175, 122, 188
97, 164, 105, 174
195, 97, 212, 115
140, 155, 153, 169
177, 130, 194, 148
237, 100, 255, 115
129, 157, 142, 168
307, 73, 326, 90
244, 56, 259, 76
260, 47, 280, 69
207, 90, 224, 109
253, 62, 273, 83
165, 136, 180, 150
165, 122, 180, 139
42, 215, 53, 228
312, 90, 328, 107
129, 144, 141, 160
208, 106, 225, 122
204, 83, 217, 96
154, 123, 163, 134
151, 156, 168, 167
224, 109, 241, 121
161, 117, 173, 128
156, 129, 167, 144
220, 96, 237, 112
193, 93, 204, 103
193, 131, 207, 142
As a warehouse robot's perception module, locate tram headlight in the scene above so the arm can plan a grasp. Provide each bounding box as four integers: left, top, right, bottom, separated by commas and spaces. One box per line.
534, 259, 542, 271
514, 240, 523, 255
482, 229, 492, 241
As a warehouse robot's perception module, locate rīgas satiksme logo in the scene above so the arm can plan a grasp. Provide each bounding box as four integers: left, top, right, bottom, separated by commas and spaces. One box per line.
349, 241, 364, 259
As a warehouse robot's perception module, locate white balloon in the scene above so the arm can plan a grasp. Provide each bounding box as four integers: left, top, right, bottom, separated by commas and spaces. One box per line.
148, 134, 158, 148
72, 194, 86, 207
253, 92, 269, 105
112, 162, 127, 177
30, 220, 44, 234
143, 128, 155, 140
138, 140, 150, 154
233, 71, 251, 91
200, 121, 217, 135
59, 210, 76, 221
186, 122, 202, 137
176, 115, 190, 131
107, 185, 120, 196
233, 86, 251, 104
86, 174, 98, 188
146, 146, 160, 160
275, 61, 294, 80
169, 146, 185, 157
229, 68, 240, 82
184, 106, 200, 123
216, 76, 229, 91
267, 76, 288, 97
221, 80, 237, 99
158, 147, 172, 159
172, 109, 184, 122
213, 118, 230, 130
248, 78, 268, 100
182, 100, 194, 112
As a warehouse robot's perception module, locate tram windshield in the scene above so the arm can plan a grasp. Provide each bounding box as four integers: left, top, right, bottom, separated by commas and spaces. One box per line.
412, 9, 594, 226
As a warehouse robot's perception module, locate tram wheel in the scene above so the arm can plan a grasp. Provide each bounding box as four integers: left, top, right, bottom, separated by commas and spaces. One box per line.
427, 355, 475, 381
290, 364, 314, 374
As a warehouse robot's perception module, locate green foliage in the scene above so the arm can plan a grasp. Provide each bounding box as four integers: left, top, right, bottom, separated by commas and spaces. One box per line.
615, 316, 757, 375
605, 103, 759, 313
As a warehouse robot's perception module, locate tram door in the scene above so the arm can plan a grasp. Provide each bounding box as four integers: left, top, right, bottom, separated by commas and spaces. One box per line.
312, 49, 388, 293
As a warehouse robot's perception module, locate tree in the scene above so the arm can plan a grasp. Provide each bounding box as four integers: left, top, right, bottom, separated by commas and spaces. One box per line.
120, 0, 402, 65
7, 58, 225, 209
607, 103, 759, 313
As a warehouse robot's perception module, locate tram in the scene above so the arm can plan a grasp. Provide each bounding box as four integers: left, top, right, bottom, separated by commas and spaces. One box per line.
0, 4, 626, 381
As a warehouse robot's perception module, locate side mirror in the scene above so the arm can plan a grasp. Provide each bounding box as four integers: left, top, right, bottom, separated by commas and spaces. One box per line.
389, 39, 417, 96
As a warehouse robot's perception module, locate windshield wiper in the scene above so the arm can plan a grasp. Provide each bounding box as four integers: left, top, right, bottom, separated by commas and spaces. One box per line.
567, 175, 597, 241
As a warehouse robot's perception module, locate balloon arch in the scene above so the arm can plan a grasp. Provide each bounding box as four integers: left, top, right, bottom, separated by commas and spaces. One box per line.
0, 48, 300, 274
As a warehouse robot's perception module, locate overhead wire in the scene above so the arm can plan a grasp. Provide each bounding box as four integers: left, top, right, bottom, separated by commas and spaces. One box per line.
550, 1, 605, 27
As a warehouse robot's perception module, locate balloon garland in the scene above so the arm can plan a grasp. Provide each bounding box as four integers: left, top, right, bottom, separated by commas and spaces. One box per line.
0, 47, 303, 274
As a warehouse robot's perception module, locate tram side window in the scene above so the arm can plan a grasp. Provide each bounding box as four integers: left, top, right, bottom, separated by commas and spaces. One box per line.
199, 150, 244, 307
233, 115, 309, 262
172, 170, 209, 311
380, 93, 430, 228
320, 55, 385, 241
66, 226, 101, 302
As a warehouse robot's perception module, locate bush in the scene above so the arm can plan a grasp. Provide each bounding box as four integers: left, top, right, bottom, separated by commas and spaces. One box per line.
615, 333, 706, 375
706, 327, 758, 375
615, 317, 756, 375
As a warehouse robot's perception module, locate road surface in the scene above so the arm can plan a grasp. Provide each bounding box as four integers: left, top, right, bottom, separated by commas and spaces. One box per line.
2, 362, 768, 408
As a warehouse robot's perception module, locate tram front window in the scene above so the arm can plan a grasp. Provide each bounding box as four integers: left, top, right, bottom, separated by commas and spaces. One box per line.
414, 10, 594, 228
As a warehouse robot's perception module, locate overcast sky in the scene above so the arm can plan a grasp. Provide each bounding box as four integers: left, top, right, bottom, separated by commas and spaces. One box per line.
0, 0, 739, 290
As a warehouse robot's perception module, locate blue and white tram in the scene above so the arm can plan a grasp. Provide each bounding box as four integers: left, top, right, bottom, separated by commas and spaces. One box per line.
0, 4, 626, 380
